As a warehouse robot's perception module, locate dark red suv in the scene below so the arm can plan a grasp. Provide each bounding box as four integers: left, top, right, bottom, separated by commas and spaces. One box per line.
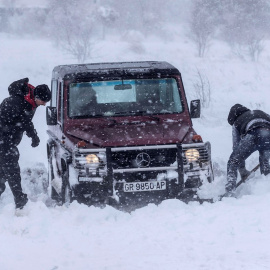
46, 61, 213, 207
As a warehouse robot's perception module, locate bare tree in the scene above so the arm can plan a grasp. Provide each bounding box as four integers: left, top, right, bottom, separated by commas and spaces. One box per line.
193, 69, 211, 108
247, 35, 264, 62
60, 24, 94, 64
190, 0, 219, 57
97, 6, 119, 39
137, 0, 162, 35
47, 0, 96, 63
221, 0, 270, 61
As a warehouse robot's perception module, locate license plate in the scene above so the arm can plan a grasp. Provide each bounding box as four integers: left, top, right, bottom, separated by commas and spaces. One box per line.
123, 181, 166, 192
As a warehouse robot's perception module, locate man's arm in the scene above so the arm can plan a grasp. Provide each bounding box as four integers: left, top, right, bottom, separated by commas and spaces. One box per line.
19, 109, 40, 147
0, 96, 23, 132
0, 96, 39, 147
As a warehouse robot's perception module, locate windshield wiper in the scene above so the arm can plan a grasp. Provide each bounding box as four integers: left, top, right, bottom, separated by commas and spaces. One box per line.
111, 111, 134, 116
113, 110, 160, 122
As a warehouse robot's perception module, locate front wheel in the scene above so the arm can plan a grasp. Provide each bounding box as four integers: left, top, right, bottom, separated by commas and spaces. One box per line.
207, 162, 214, 183
61, 167, 72, 205
47, 149, 61, 201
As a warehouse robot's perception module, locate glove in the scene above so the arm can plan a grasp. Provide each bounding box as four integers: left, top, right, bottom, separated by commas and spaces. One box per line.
31, 135, 40, 147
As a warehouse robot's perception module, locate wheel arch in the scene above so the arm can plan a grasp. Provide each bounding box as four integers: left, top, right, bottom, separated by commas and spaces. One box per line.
61, 152, 73, 204
61, 152, 72, 173
47, 138, 55, 159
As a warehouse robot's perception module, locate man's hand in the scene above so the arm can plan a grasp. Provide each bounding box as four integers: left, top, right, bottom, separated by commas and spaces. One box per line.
31, 135, 40, 147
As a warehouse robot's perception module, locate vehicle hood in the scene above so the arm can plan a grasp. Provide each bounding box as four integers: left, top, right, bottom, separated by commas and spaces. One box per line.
66, 117, 192, 147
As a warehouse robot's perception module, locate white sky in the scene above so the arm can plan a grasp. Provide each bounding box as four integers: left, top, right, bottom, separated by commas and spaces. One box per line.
0, 0, 48, 8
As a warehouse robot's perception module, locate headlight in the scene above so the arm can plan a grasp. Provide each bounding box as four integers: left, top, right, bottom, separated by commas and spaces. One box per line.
185, 149, 200, 163
86, 154, 99, 164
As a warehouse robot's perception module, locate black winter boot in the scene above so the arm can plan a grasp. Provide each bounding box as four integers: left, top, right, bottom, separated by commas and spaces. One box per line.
239, 167, 251, 180
225, 181, 236, 197
15, 193, 28, 209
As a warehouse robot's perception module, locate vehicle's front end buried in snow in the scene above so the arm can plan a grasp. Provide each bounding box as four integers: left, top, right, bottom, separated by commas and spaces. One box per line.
69, 142, 213, 206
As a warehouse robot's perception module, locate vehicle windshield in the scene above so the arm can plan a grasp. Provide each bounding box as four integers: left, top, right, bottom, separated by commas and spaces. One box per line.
68, 78, 183, 118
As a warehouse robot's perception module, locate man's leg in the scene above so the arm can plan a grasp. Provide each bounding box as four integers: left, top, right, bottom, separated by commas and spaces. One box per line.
0, 149, 6, 197
0, 174, 6, 196
256, 128, 270, 175
227, 133, 257, 193
0, 183, 5, 194
238, 161, 251, 179
2, 145, 28, 208
259, 151, 270, 175
0, 180, 6, 196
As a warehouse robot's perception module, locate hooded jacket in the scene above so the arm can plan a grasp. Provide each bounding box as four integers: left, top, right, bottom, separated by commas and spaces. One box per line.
228, 104, 270, 136
0, 78, 38, 146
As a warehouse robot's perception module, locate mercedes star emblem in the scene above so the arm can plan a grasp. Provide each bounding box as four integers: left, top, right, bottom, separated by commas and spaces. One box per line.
135, 152, 151, 167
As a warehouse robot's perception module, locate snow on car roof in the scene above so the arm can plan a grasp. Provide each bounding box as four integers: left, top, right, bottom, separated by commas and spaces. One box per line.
52, 61, 180, 80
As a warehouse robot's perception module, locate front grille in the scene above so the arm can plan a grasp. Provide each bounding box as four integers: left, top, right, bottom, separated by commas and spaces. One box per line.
73, 143, 210, 175
74, 154, 87, 169
111, 148, 177, 170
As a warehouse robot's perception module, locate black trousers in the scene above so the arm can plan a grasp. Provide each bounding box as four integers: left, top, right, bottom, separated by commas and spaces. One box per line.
227, 128, 270, 185
0, 143, 27, 205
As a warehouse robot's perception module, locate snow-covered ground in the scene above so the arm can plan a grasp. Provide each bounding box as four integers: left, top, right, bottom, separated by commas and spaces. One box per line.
1, 30, 270, 269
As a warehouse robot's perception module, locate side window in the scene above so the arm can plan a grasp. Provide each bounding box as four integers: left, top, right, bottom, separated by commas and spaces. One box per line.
57, 82, 62, 124
51, 80, 58, 107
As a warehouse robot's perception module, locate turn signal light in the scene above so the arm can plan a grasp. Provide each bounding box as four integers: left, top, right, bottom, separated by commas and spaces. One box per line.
192, 135, 203, 142
77, 140, 87, 148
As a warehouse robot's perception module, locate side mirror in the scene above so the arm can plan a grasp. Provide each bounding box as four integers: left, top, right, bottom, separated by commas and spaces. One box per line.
190, 99, 201, 118
46, 106, 57, 125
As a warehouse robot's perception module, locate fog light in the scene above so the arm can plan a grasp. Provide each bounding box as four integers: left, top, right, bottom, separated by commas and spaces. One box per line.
86, 154, 99, 164
185, 149, 200, 163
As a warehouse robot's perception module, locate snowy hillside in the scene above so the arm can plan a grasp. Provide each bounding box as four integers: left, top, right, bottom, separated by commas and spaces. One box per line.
1, 30, 270, 270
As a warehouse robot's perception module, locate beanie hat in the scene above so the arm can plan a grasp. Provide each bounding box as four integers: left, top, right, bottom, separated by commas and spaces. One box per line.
34, 84, 51, 102
227, 104, 250, 125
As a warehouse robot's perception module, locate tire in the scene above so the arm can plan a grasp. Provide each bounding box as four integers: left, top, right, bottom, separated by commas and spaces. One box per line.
61, 167, 72, 205
47, 148, 60, 201
207, 162, 214, 183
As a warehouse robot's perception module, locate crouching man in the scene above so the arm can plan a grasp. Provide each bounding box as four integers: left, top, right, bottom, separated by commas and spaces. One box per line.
226, 104, 270, 195
0, 78, 51, 209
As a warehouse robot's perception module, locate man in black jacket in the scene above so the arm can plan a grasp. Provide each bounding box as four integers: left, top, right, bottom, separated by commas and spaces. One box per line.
226, 104, 270, 195
0, 78, 51, 209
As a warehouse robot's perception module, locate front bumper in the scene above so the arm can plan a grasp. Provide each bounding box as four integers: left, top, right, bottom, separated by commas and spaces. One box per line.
71, 142, 213, 204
